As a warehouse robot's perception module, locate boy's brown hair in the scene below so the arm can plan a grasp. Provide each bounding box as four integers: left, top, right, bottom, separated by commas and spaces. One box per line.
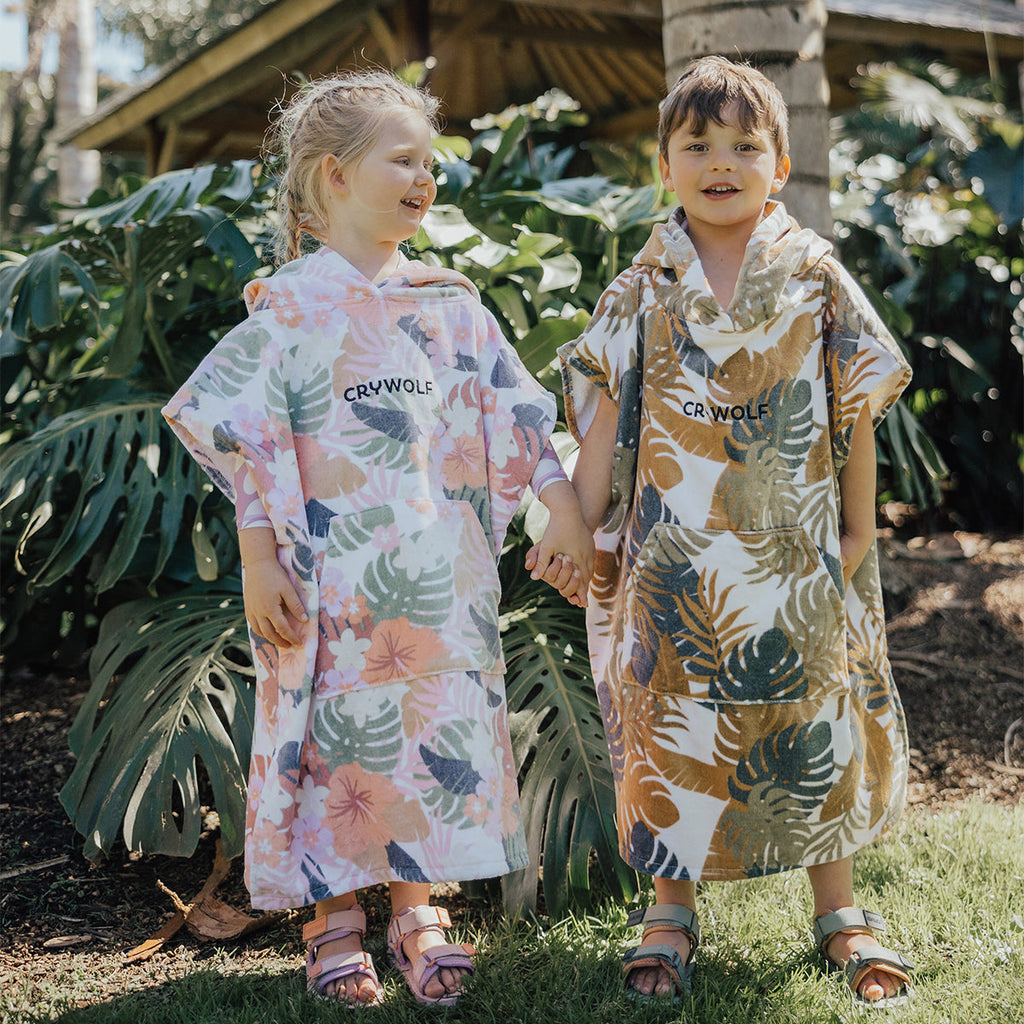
658, 55, 789, 161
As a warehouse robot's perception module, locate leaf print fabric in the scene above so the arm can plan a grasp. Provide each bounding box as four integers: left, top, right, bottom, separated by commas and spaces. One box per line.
164, 248, 552, 908
561, 203, 912, 881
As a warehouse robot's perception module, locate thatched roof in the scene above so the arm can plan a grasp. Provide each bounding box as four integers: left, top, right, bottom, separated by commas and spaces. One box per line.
56, 0, 1023, 173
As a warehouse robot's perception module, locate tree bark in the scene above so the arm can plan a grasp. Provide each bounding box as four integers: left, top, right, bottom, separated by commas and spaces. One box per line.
57, 0, 101, 214
661, 0, 832, 236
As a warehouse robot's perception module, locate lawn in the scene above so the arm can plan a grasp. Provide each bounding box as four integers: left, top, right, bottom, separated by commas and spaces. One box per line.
5, 800, 1022, 1024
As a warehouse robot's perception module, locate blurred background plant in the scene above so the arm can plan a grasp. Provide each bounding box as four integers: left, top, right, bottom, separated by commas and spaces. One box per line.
1, 59, 1019, 915
831, 60, 1022, 530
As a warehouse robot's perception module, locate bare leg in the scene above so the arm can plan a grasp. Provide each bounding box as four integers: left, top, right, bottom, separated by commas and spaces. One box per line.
311, 891, 381, 1004
625, 877, 698, 999
807, 857, 904, 1001
389, 881, 470, 1001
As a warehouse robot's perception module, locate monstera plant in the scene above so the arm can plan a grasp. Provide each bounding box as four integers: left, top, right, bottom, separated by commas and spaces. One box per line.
1, 104, 665, 915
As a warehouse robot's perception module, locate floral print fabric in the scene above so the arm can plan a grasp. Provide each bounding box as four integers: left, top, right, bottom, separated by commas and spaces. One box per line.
560, 204, 912, 881
164, 249, 554, 907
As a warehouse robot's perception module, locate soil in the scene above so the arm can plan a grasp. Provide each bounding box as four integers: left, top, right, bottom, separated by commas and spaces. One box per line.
1, 531, 1021, 1012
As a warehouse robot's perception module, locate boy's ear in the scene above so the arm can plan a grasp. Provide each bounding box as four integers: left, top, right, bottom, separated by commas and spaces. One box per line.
658, 152, 675, 194
321, 153, 347, 193
771, 154, 791, 194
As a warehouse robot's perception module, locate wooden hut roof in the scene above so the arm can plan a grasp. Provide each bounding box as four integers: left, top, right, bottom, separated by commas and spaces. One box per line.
55, 0, 1023, 174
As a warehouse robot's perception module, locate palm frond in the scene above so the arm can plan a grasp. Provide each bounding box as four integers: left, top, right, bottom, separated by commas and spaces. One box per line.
0, 398, 217, 592
500, 551, 636, 916
59, 589, 253, 860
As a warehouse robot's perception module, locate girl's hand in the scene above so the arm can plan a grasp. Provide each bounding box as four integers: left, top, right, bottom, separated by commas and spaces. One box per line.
525, 548, 588, 607
525, 481, 595, 607
238, 528, 308, 647
242, 555, 309, 646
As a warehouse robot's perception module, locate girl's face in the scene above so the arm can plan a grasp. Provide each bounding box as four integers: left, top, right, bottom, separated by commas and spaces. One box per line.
322, 107, 437, 254
658, 103, 790, 240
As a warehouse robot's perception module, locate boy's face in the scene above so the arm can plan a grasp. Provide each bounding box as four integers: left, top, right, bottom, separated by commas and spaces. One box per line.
659, 103, 790, 239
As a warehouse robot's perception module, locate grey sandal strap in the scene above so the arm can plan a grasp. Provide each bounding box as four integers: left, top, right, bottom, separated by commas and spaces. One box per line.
813, 908, 886, 951
622, 943, 692, 994
846, 944, 915, 985
626, 904, 701, 960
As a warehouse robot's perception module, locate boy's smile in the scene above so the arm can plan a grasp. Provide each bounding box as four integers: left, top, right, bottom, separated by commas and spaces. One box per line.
658, 103, 790, 242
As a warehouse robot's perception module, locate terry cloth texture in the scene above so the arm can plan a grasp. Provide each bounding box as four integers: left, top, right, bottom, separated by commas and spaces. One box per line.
164, 248, 556, 907
560, 203, 912, 881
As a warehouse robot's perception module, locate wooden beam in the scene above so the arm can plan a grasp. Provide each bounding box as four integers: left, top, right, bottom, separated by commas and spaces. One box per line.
513, 0, 660, 18
826, 13, 1024, 60
70, 0, 381, 150
154, 121, 180, 175
366, 10, 401, 66
458, 18, 660, 53
432, 1, 502, 68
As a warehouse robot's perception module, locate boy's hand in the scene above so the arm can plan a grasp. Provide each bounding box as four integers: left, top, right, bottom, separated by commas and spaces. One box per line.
525, 548, 588, 606
242, 554, 308, 647
525, 481, 595, 607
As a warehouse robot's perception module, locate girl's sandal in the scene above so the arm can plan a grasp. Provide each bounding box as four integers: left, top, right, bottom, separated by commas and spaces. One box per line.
813, 908, 915, 1010
621, 904, 701, 1004
303, 905, 384, 1007
386, 905, 475, 1007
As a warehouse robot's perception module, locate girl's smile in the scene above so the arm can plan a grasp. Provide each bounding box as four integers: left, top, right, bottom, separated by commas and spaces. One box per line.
322, 107, 437, 277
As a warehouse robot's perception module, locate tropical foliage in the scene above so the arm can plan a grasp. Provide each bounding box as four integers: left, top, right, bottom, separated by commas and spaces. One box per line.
1, 95, 663, 915
831, 61, 1023, 528
2, 64, 1019, 914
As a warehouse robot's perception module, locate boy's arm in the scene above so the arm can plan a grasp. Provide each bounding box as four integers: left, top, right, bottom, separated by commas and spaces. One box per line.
238, 526, 308, 647
838, 403, 877, 584
572, 390, 618, 533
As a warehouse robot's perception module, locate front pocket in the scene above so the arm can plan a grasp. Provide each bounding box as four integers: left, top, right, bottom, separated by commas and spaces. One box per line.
317, 498, 503, 687
624, 523, 847, 702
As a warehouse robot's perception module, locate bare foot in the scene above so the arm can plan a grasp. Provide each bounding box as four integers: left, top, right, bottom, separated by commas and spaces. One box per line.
824, 930, 907, 1002
400, 921, 471, 1001
625, 928, 692, 1000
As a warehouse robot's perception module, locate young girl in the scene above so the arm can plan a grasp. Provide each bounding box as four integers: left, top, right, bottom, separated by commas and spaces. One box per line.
560, 57, 914, 1008
163, 70, 592, 1008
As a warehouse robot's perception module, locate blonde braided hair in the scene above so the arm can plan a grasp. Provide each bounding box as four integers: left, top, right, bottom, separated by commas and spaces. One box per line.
264, 70, 441, 265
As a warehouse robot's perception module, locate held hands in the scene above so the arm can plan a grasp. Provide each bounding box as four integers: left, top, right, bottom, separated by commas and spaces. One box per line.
524, 481, 595, 608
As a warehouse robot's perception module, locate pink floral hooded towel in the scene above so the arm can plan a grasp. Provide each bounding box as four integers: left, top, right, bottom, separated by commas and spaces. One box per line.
164, 248, 555, 908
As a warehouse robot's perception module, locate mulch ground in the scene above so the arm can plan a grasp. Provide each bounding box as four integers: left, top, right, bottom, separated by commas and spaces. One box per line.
1, 532, 1021, 1010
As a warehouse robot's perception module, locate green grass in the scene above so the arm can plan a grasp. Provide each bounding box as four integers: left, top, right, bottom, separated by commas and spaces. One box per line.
6, 802, 1023, 1024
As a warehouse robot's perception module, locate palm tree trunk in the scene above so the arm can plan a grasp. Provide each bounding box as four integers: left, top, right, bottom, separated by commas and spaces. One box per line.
662, 0, 832, 236
57, 0, 100, 215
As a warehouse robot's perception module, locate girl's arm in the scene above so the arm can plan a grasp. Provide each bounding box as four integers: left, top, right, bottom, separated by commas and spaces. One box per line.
238, 527, 308, 647
524, 390, 618, 606
838, 403, 877, 584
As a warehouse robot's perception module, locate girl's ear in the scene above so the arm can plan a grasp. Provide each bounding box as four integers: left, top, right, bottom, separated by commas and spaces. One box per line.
771, 154, 791, 194
321, 153, 347, 194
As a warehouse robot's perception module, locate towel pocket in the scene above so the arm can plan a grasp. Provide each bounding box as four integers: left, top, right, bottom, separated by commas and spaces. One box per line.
316, 498, 504, 689
624, 522, 847, 702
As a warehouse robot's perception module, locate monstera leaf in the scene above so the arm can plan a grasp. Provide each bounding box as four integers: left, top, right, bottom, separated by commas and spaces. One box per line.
60, 589, 254, 860
499, 554, 636, 916
0, 398, 222, 592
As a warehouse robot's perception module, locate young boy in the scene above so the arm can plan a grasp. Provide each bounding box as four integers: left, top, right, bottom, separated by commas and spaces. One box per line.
559, 56, 915, 1007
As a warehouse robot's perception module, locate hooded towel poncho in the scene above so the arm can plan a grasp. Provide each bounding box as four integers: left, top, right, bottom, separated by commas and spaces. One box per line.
560, 204, 912, 880
165, 248, 556, 907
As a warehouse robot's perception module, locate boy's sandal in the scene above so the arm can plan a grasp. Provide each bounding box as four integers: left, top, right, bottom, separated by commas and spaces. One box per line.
386, 905, 475, 1007
303, 905, 383, 1007
622, 904, 701, 1003
814, 908, 915, 1010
